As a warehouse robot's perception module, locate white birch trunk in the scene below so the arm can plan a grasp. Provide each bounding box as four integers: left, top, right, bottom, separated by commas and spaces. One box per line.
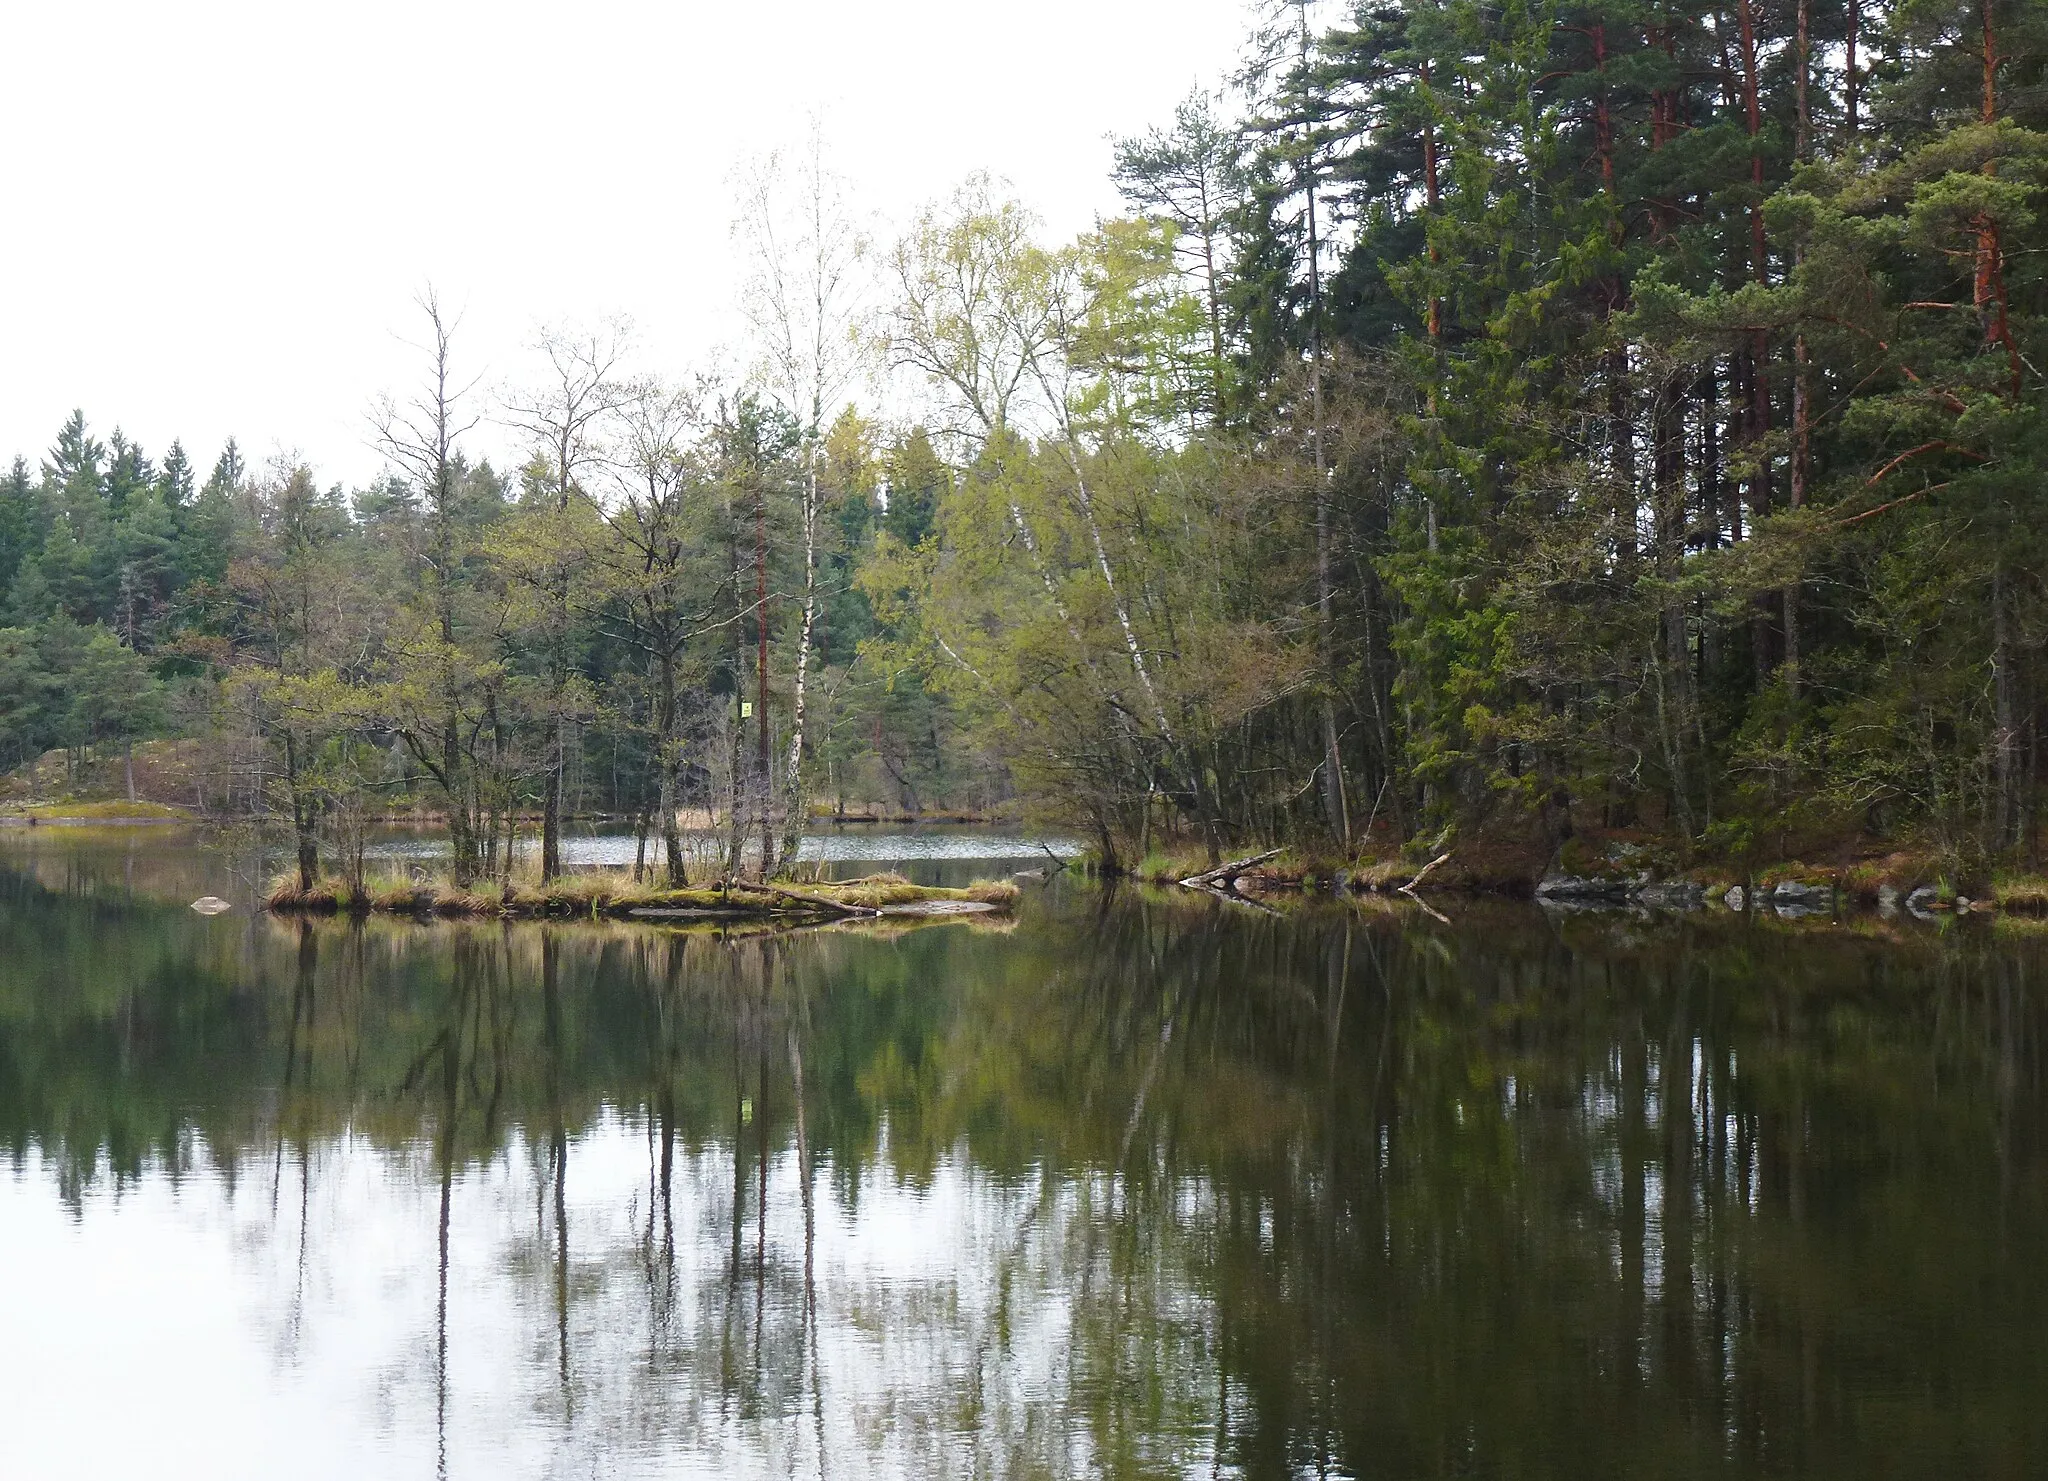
780, 467, 822, 868
1057, 442, 1175, 749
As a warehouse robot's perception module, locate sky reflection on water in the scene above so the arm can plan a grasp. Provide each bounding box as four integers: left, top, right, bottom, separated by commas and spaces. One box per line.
357, 828, 1082, 869
6, 1123, 1084, 1480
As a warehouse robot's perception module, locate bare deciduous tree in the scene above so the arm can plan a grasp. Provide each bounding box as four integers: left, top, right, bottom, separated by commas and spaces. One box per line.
370, 289, 497, 885
584, 378, 724, 885
502, 321, 633, 880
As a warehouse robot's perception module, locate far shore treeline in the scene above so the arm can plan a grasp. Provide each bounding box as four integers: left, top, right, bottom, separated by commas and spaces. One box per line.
2, 0, 2044, 888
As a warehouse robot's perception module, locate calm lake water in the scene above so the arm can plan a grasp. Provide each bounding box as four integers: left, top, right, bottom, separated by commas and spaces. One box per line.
357, 823, 1081, 883
3, 830, 2045, 1479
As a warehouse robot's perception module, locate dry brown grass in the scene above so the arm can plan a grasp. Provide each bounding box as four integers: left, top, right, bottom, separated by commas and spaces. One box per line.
265, 875, 352, 912
1994, 876, 2048, 916
1834, 850, 1940, 902
816, 876, 928, 909
510, 870, 666, 914
1258, 851, 1349, 885
1753, 861, 1831, 890
1349, 859, 1415, 891
1838, 860, 1892, 902
1134, 847, 1211, 884
369, 881, 443, 914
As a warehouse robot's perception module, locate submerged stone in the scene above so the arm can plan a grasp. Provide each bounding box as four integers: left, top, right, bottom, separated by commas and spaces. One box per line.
1772, 880, 1834, 906
1534, 873, 1635, 903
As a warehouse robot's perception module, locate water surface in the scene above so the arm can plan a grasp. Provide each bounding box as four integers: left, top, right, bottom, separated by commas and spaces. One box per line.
355, 823, 1079, 884
2, 831, 2044, 1478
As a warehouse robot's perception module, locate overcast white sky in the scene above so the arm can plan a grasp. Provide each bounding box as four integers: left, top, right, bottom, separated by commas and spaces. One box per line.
1, 0, 1256, 488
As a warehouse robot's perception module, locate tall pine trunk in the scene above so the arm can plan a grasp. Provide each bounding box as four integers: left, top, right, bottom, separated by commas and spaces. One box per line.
1736, 0, 1775, 689
1785, 0, 1812, 702
1288, 0, 1347, 848
1993, 565, 2018, 849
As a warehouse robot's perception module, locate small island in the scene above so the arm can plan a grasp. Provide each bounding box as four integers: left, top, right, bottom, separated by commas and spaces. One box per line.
265, 870, 1019, 923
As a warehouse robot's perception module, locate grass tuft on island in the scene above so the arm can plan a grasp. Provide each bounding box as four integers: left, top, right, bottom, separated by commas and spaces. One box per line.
1995, 875, 2048, 916
265, 868, 1020, 922
1, 798, 194, 824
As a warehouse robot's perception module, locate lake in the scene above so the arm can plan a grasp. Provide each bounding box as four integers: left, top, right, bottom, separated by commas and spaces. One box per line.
2, 829, 2044, 1478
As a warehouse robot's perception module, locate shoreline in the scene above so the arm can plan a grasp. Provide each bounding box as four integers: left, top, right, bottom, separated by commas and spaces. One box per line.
1106, 839, 2048, 919
0, 814, 195, 828
8, 808, 2039, 920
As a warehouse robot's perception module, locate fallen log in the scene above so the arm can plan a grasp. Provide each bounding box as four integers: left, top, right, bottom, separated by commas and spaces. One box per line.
1180, 848, 1284, 891
728, 880, 882, 918
1183, 880, 1284, 916
1398, 853, 1452, 896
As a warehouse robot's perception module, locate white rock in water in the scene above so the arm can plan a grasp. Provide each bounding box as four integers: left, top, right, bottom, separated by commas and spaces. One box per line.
1724, 886, 1746, 911
191, 896, 233, 915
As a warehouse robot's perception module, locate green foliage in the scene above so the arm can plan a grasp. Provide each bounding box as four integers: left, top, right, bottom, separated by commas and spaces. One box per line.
0, 616, 165, 777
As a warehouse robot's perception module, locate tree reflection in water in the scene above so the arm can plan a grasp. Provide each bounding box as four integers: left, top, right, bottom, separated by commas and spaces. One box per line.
2, 850, 2046, 1478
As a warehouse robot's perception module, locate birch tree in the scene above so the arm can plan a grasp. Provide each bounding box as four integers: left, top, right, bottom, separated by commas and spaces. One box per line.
734, 129, 875, 872
887, 187, 1270, 859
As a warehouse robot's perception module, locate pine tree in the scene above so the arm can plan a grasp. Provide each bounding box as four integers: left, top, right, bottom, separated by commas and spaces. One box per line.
157, 440, 195, 510
105, 429, 154, 512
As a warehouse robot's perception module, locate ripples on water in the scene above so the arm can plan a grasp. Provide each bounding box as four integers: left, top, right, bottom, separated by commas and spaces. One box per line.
2, 831, 2045, 1479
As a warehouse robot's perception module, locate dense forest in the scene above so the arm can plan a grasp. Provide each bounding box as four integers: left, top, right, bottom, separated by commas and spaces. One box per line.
2, 0, 2043, 882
